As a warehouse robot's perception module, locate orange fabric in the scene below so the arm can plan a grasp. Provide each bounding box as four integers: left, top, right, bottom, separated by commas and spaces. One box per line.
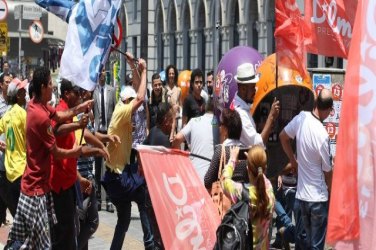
326, 1, 361, 248
178, 70, 191, 103
304, 0, 357, 58
251, 53, 313, 114
138, 146, 220, 249
275, 0, 311, 78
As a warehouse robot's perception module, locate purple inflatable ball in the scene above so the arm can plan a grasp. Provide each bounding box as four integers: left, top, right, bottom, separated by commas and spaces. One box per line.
214, 46, 263, 117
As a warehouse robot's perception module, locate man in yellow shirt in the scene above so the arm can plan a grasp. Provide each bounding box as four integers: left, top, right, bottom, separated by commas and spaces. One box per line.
0, 78, 27, 216
103, 54, 153, 250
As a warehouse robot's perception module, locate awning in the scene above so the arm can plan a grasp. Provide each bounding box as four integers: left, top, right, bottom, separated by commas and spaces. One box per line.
8, 31, 65, 47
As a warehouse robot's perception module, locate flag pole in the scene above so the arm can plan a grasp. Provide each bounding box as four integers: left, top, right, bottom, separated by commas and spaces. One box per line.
79, 108, 89, 145
112, 47, 139, 65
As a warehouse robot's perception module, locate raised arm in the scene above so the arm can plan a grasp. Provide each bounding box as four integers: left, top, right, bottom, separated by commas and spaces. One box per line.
260, 98, 280, 144
130, 58, 147, 114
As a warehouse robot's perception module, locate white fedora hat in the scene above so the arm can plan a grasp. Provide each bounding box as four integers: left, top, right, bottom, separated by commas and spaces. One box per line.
234, 63, 260, 84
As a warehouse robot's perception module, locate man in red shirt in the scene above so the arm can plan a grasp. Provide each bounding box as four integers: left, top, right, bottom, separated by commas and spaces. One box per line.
50, 79, 108, 249
6, 67, 94, 249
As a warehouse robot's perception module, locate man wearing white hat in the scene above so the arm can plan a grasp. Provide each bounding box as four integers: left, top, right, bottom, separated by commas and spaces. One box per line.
232, 62, 280, 147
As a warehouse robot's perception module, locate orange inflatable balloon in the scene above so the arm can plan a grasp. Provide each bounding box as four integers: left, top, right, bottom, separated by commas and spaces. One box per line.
178, 70, 192, 103
251, 53, 313, 114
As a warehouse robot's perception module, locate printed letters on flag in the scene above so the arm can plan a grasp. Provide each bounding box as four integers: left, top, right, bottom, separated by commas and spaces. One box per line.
275, 0, 311, 78
59, 0, 121, 91
327, 0, 376, 249
304, 0, 357, 58
137, 146, 220, 250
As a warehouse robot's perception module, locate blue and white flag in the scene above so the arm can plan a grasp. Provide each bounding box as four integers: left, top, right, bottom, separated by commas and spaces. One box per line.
35, 0, 76, 22
59, 0, 121, 91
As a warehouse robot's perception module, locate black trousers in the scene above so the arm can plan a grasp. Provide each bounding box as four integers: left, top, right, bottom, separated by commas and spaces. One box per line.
0, 171, 9, 222
52, 186, 77, 250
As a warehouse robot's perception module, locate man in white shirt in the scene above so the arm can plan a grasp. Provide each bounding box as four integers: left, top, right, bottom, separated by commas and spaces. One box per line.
279, 88, 333, 250
172, 98, 220, 181
232, 63, 280, 148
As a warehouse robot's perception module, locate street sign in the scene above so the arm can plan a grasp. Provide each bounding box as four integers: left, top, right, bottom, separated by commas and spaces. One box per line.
29, 20, 44, 44
14, 5, 21, 20
0, 22, 7, 53
22, 5, 42, 20
0, 0, 8, 21
14, 4, 42, 20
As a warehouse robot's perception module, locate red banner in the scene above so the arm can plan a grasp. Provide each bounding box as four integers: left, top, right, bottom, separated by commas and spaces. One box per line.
137, 146, 220, 249
327, 0, 376, 248
304, 0, 357, 58
275, 0, 311, 77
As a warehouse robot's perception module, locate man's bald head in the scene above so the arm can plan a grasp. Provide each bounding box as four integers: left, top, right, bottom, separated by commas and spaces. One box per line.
317, 88, 333, 111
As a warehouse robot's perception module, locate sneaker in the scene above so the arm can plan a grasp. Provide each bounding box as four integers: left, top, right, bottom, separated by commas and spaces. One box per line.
106, 202, 114, 213
271, 240, 283, 249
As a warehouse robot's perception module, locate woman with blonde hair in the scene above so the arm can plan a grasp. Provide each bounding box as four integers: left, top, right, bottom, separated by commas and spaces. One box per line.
222, 145, 275, 250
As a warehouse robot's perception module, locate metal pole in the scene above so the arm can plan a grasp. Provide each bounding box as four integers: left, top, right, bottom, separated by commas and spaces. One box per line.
18, 6, 22, 77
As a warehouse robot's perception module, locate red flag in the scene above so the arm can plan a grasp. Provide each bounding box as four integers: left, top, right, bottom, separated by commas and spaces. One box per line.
275, 0, 311, 78
304, 0, 357, 58
137, 146, 220, 249
327, 0, 376, 248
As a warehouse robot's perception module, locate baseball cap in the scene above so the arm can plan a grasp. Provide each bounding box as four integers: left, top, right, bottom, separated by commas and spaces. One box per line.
7, 78, 28, 98
120, 85, 137, 102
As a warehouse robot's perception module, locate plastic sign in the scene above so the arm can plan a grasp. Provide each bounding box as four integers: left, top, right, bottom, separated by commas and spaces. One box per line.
0, 0, 8, 21
29, 20, 44, 44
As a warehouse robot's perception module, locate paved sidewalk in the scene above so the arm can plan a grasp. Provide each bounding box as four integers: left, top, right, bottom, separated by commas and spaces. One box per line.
0, 202, 144, 249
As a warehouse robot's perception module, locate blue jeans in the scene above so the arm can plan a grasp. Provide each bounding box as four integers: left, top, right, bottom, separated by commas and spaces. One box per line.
109, 185, 153, 250
275, 187, 296, 243
295, 199, 327, 250
275, 201, 295, 243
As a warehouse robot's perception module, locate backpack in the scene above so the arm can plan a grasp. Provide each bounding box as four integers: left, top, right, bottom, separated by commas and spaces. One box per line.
214, 184, 252, 250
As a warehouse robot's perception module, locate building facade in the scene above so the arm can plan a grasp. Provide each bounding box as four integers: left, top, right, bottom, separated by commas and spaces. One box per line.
116, 0, 344, 85
118, 0, 275, 80
3, 0, 344, 83
4, 0, 68, 77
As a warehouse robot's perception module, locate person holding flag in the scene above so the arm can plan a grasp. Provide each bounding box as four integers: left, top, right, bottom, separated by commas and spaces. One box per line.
5, 67, 94, 249
102, 53, 154, 250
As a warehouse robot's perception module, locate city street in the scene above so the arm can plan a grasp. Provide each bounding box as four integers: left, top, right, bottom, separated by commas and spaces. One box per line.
0, 203, 144, 249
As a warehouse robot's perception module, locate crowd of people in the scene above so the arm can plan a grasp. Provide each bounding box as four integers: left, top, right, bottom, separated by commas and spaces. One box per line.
0, 51, 333, 250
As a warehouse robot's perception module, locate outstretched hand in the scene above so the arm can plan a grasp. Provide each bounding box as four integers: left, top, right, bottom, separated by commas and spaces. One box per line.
76, 100, 93, 114
80, 177, 92, 195
107, 134, 121, 144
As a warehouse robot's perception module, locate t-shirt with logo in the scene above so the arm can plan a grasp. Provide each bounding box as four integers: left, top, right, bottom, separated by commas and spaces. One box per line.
0, 104, 27, 182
